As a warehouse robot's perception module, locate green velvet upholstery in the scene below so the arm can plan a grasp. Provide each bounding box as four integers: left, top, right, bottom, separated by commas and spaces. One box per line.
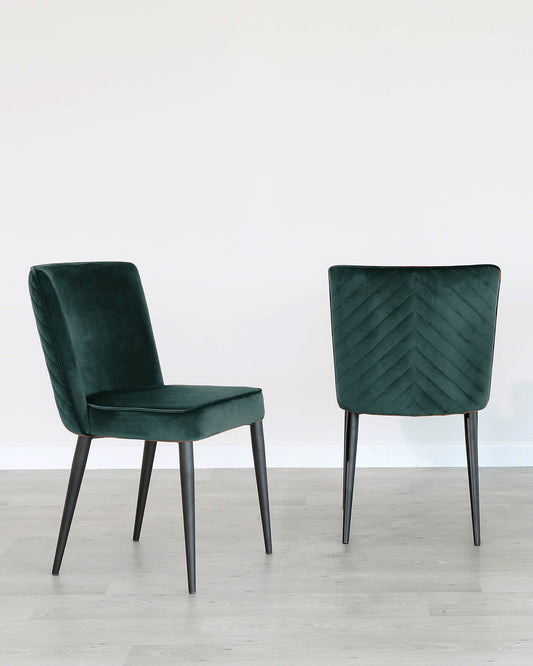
29, 262, 264, 440
329, 265, 500, 416
88, 385, 264, 442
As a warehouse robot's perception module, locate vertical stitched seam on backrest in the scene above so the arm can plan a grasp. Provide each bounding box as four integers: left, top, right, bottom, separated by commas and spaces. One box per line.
411, 271, 417, 411
31, 269, 86, 434
482, 268, 502, 409
328, 272, 341, 404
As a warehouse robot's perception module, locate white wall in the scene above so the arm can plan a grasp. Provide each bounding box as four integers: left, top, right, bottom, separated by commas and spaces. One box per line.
2, 1, 532, 467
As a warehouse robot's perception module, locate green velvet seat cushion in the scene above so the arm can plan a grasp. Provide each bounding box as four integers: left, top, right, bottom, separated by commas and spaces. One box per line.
87, 385, 265, 442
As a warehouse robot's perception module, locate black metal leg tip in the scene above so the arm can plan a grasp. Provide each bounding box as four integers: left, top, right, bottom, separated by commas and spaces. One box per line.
342, 536, 350, 545
52, 569, 59, 576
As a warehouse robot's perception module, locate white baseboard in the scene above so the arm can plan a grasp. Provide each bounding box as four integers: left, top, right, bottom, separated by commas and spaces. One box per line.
1, 442, 533, 470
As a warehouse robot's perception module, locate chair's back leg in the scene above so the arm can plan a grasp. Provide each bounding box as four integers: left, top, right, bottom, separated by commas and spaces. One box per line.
250, 421, 272, 554
464, 411, 481, 546
52, 435, 92, 575
343, 412, 359, 544
179, 441, 196, 594
133, 441, 157, 541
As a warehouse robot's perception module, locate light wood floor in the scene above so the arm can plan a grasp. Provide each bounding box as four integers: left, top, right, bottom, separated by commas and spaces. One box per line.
1, 467, 533, 665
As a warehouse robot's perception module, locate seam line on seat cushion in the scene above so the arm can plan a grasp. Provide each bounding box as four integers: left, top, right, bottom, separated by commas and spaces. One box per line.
87, 390, 261, 414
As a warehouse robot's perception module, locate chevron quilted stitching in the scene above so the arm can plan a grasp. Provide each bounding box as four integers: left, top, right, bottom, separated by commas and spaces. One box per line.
329, 265, 500, 416
29, 270, 83, 433
451, 266, 495, 309
415, 290, 495, 404
337, 314, 412, 382
334, 276, 408, 334
414, 325, 485, 393
345, 335, 413, 394
336, 294, 413, 359
334, 278, 413, 360
422, 282, 494, 346
415, 349, 477, 408
415, 303, 486, 370
332, 270, 411, 334
363, 356, 413, 402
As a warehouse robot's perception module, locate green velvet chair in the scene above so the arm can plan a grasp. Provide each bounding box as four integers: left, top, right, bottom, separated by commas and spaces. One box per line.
29, 261, 272, 593
328, 265, 501, 546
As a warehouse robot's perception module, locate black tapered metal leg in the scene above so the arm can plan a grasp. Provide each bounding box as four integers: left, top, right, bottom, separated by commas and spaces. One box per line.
250, 421, 272, 554
342, 410, 349, 509
133, 441, 157, 541
52, 435, 92, 575
343, 412, 359, 544
179, 441, 196, 594
464, 411, 481, 546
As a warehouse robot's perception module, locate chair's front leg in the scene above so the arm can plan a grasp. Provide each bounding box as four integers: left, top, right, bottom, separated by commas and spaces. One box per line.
133, 440, 157, 541
250, 421, 272, 554
52, 435, 92, 575
179, 441, 196, 594
343, 411, 359, 544
464, 411, 481, 546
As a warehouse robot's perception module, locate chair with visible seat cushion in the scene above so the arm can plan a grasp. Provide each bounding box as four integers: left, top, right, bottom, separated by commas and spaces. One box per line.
328, 264, 500, 546
29, 261, 272, 593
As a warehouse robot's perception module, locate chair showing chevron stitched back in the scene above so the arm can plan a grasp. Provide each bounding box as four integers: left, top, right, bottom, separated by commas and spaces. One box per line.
328, 265, 501, 417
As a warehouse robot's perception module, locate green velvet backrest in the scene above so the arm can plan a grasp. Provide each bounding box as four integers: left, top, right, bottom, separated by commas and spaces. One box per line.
29, 262, 163, 435
329, 265, 501, 416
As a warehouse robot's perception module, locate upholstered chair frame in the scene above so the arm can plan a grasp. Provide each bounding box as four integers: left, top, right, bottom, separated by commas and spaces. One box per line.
29, 261, 272, 593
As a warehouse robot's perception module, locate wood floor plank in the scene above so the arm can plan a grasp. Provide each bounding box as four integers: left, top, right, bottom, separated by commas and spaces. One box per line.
1, 468, 533, 664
